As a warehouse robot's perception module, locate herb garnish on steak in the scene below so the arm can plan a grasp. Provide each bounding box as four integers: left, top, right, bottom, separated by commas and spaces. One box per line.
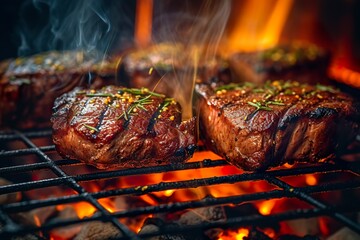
196, 81, 360, 171
52, 86, 197, 169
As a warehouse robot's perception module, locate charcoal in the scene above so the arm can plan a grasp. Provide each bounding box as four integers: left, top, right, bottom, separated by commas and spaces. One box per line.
49, 206, 82, 239
73, 221, 122, 240
139, 218, 187, 240
327, 227, 360, 240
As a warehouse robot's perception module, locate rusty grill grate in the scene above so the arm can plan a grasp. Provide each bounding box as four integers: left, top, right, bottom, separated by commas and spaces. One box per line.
0, 129, 359, 239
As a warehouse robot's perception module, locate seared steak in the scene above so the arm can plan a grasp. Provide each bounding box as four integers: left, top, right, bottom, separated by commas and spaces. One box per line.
121, 43, 231, 95
0, 51, 116, 129
229, 44, 331, 85
196, 81, 359, 171
51, 86, 196, 169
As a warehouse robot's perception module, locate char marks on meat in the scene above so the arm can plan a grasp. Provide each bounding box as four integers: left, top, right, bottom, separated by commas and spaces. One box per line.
0, 51, 116, 129
196, 81, 360, 171
52, 86, 197, 169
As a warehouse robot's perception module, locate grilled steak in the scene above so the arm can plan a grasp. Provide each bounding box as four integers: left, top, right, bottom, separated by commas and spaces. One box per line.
0, 51, 116, 129
229, 44, 331, 85
121, 43, 231, 95
51, 86, 197, 169
196, 81, 359, 171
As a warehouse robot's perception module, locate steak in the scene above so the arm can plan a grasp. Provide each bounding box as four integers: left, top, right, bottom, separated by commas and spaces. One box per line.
51, 86, 197, 169
121, 43, 231, 95
196, 81, 360, 171
0, 51, 116, 129
228, 44, 331, 85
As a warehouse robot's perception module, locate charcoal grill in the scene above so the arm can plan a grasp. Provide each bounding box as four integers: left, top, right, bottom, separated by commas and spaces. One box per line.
0, 128, 360, 239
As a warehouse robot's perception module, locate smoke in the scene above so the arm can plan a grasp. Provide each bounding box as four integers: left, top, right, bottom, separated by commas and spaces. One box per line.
151, 0, 231, 119
17, 0, 135, 58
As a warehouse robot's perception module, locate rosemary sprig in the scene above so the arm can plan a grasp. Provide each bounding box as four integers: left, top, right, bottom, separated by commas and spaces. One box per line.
266, 100, 285, 106
117, 94, 154, 120
215, 82, 255, 92
247, 101, 272, 111
83, 124, 99, 132
120, 88, 165, 98
246, 100, 285, 121
315, 84, 337, 93
85, 93, 114, 97
162, 98, 175, 108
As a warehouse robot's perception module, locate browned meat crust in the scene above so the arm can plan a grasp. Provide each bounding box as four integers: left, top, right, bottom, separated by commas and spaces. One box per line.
120, 43, 231, 95
228, 44, 331, 85
196, 81, 359, 171
51, 86, 197, 169
0, 51, 116, 129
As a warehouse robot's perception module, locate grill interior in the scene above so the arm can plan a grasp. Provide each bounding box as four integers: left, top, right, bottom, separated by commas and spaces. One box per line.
0, 129, 359, 239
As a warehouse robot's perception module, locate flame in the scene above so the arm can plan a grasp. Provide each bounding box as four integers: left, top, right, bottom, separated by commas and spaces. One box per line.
135, 0, 153, 47
33, 215, 41, 227
224, 0, 294, 54
71, 202, 97, 219
305, 175, 317, 186
258, 199, 277, 215
329, 65, 360, 89
218, 228, 249, 240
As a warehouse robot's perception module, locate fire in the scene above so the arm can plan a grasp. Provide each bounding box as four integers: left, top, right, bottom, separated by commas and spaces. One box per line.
218, 228, 249, 240
135, 0, 153, 47
305, 175, 317, 186
258, 199, 277, 215
329, 65, 360, 89
72, 202, 97, 219
225, 0, 294, 53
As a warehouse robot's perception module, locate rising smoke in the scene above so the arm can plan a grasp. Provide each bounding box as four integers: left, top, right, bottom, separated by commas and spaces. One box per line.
17, 0, 135, 58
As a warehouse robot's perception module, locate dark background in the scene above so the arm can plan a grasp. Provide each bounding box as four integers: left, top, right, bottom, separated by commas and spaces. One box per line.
1, 0, 360, 68
0, 0, 136, 61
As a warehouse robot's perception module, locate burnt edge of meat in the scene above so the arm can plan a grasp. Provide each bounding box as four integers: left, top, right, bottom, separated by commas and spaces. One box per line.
0, 51, 117, 129
196, 80, 360, 171
51, 86, 197, 169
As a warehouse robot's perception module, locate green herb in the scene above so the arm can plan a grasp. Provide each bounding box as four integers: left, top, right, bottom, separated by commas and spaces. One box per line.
120, 88, 165, 98
215, 82, 255, 92
83, 124, 99, 132
247, 101, 272, 111
246, 99, 285, 120
266, 100, 285, 106
252, 88, 265, 93
117, 94, 154, 120
315, 84, 337, 93
85, 93, 114, 97
162, 98, 174, 108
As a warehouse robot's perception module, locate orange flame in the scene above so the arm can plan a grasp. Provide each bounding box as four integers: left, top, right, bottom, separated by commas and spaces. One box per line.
218, 228, 249, 240
135, 0, 153, 48
258, 199, 277, 215
223, 0, 294, 54
305, 175, 317, 186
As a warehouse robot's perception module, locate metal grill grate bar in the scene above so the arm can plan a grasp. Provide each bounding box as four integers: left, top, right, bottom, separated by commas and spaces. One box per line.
5, 130, 140, 239
0, 128, 359, 239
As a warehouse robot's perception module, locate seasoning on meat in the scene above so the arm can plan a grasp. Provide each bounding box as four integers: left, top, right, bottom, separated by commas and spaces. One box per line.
196, 80, 360, 171
0, 51, 116, 129
228, 44, 331, 85
51, 86, 197, 169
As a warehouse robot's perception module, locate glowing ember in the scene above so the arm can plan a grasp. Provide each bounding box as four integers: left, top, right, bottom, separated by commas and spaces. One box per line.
258, 199, 277, 215
305, 175, 317, 186
73, 202, 96, 219
218, 228, 249, 240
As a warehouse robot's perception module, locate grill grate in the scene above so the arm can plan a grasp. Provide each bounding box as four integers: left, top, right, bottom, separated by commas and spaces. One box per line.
0, 129, 359, 239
